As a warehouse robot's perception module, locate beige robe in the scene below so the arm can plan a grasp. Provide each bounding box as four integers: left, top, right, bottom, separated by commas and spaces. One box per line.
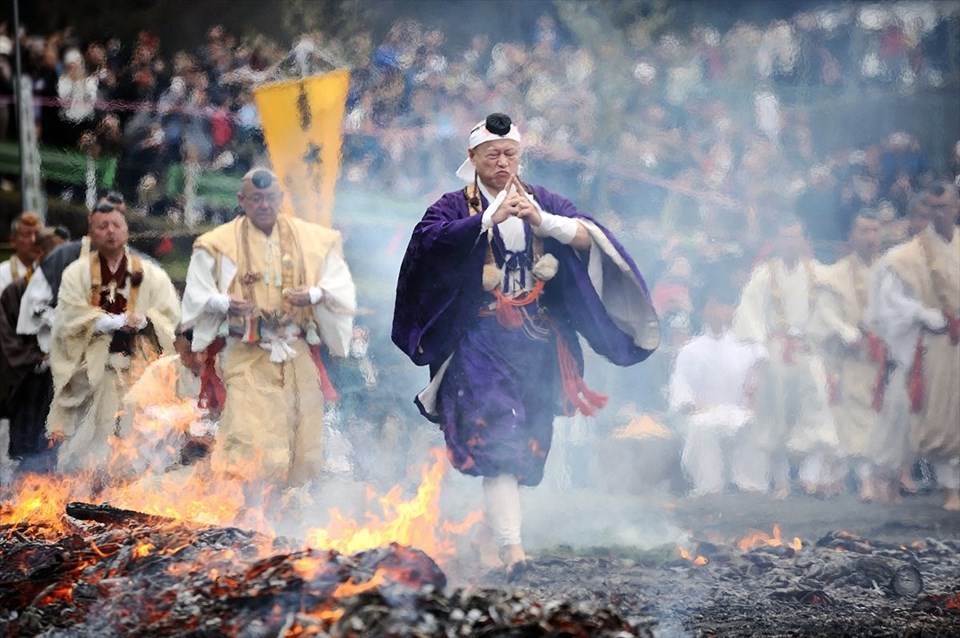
48, 252, 179, 473
181, 216, 355, 487
873, 226, 960, 465
733, 258, 838, 454
809, 253, 880, 460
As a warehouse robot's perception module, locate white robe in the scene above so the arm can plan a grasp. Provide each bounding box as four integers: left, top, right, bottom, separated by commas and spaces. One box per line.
732, 258, 838, 456
0, 256, 33, 294
808, 253, 881, 462
49, 251, 181, 473
866, 226, 960, 480
669, 330, 765, 494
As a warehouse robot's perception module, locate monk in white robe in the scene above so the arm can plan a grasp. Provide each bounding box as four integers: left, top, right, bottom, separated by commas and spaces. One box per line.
810, 213, 885, 501
733, 219, 838, 497
862, 196, 932, 500
0, 212, 41, 293
670, 282, 764, 495
48, 205, 180, 474
0, 212, 41, 476
867, 181, 960, 510
181, 168, 356, 492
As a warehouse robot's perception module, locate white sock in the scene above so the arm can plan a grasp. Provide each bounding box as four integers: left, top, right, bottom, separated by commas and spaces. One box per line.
934, 460, 960, 490
482, 474, 522, 547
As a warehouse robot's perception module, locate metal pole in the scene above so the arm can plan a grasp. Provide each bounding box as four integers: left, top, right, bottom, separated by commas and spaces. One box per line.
12, 0, 23, 206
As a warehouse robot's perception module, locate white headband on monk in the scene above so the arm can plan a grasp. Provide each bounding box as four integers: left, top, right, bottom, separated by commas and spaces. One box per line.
455, 116, 522, 183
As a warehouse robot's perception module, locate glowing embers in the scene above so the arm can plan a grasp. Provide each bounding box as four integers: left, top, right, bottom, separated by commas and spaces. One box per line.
676, 544, 709, 567
737, 524, 803, 552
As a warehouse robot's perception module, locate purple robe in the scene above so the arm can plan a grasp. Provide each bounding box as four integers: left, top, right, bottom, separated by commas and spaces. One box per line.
392, 185, 659, 486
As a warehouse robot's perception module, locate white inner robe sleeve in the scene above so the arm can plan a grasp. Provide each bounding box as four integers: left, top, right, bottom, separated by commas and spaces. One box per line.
313, 247, 356, 358
94, 313, 127, 334
181, 249, 232, 352
868, 264, 933, 368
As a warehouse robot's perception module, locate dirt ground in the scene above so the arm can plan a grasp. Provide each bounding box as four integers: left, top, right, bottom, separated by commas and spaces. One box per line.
439, 481, 960, 637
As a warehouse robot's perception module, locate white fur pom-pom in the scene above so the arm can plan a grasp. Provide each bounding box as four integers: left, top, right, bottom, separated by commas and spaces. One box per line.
482, 264, 502, 291
532, 254, 558, 281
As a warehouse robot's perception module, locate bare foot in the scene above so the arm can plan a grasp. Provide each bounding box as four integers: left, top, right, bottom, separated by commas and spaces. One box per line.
944, 489, 960, 511
773, 484, 791, 500
900, 468, 920, 494
858, 478, 878, 503
500, 543, 530, 581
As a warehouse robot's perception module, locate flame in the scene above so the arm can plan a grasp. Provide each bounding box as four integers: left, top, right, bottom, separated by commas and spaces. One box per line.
736, 524, 803, 551
302, 448, 474, 563
331, 568, 389, 598
3, 440, 475, 567
133, 541, 155, 558
676, 545, 708, 567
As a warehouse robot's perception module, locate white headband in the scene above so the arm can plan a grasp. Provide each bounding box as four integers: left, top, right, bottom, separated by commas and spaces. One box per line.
455, 119, 522, 183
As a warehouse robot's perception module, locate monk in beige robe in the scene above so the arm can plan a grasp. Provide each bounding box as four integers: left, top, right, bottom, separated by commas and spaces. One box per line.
48, 205, 180, 475
180, 168, 355, 494
868, 181, 960, 510
733, 218, 838, 498
810, 212, 885, 501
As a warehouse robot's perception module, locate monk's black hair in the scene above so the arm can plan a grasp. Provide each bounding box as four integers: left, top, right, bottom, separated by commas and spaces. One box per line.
485, 113, 512, 135
251, 169, 275, 189
92, 202, 117, 214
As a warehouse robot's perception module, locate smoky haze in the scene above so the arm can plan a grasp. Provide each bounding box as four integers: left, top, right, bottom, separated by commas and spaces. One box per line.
7, 0, 960, 592
320, 0, 960, 565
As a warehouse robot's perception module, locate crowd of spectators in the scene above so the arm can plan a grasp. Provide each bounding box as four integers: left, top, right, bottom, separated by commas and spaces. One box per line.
0, 2, 958, 289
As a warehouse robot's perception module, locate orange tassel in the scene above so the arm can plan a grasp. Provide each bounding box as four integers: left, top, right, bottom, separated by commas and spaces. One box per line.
491, 280, 545, 330
555, 331, 607, 417
908, 336, 924, 414
309, 344, 339, 403
947, 310, 960, 346
198, 337, 227, 412
866, 332, 888, 414
495, 299, 524, 329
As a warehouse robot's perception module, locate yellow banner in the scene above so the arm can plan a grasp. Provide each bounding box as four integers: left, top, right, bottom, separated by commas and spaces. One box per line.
253, 69, 350, 227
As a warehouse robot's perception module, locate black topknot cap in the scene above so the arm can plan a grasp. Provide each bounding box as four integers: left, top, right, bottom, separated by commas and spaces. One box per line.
485, 113, 512, 136
251, 169, 275, 189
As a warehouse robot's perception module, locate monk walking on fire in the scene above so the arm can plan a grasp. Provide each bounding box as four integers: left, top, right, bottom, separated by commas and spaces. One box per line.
868, 180, 960, 511
181, 168, 356, 498
47, 202, 180, 475
392, 113, 659, 576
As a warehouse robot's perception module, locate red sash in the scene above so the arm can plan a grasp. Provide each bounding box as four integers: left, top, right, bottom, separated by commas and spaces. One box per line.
198, 337, 227, 412
908, 336, 924, 414
866, 332, 888, 414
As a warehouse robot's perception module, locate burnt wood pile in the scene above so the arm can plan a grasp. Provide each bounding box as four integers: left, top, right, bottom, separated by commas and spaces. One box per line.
0, 502, 639, 637
1, 501, 959, 636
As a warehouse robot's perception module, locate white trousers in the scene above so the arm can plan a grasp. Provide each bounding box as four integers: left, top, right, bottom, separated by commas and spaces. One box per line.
483, 474, 522, 547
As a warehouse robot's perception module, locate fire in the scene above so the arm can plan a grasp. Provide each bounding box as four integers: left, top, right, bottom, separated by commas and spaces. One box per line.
2, 441, 476, 567
133, 541, 155, 558
677, 545, 709, 567
302, 448, 474, 563
737, 524, 803, 551
331, 568, 389, 597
